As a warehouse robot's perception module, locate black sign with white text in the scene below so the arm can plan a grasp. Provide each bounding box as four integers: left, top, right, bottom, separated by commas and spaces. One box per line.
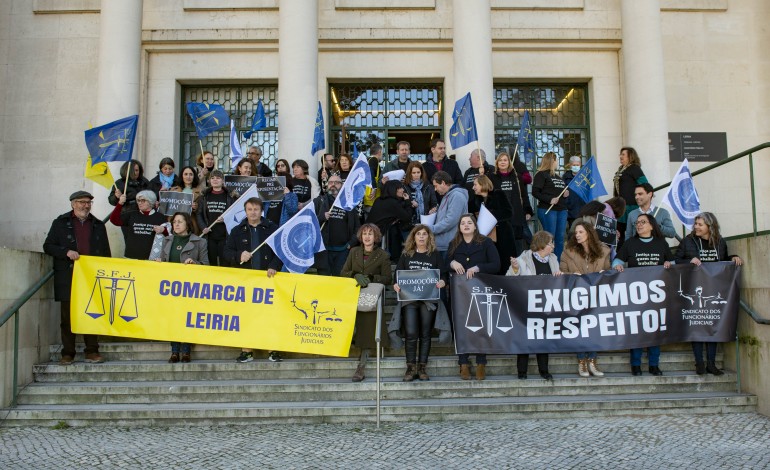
158, 191, 193, 216
668, 132, 728, 162
397, 269, 441, 301
451, 263, 740, 354
224, 175, 257, 198
256, 176, 287, 202
594, 213, 617, 247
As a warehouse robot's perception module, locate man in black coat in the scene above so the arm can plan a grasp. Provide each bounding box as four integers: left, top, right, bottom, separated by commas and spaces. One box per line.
43, 190, 112, 365
423, 138, 463, 188
312, 175, 359, 276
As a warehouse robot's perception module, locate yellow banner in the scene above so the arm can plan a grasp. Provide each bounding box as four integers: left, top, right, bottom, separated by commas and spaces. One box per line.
71, 256, 360, 357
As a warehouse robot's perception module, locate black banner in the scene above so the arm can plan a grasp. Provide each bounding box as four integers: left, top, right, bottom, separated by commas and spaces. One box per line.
256, 176, 287, 201
224, 175, 257, 198
451, 263, 740, 354
594, 213, 617, 246
158, 191, 193, 216
396, 269, 440, 301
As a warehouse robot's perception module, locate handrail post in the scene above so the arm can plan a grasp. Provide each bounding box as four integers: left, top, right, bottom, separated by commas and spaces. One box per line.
749, 152, 757, 237
374, 295, 382, 429
12, 311, 19, 407
735, 333, 741, 393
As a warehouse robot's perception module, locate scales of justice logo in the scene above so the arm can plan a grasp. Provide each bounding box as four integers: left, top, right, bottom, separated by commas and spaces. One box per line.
84, 271, 139, 325
465, 287, 513, 337
290, 284, 341, 325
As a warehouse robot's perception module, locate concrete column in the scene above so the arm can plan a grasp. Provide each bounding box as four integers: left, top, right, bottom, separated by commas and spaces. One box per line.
452, 0, 495, 171
279, 0, 319, 174
93, 0, 143, 252
620, 0, 669, 186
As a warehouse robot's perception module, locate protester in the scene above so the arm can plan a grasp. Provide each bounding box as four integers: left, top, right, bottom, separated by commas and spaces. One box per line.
382, 141, 412, 175
562, 156, 584, 228
489, 151, 530, 257
363, 143, 384, 217
613, 147, 648, 248
312, 174, 359, 276
403, 161, 438, 227
625, 183, 676, 239
198, 169, 235, 267
177, 165, 202, 234
507, 230, 561, 380
318, 153, 335, 194
392, 225, 447, 381
275, 158, 290, 175
247, 145, 272, 177
334, 153, 353, 183
366, 180, 414, 263
224, 197, 282, 363
470, 174, 518, 273
110, 190, 168, 260
265, 171, 299, 228
423, 138, 463, 187
613, 214, 673, 376
157, 212, 209, 363
43, 191, 111, 365
532, 152, 569, 259
291, 159, 321, 208
449, 214, 501, 380
233, 158, 256, 177
560, 221, 611, 377
149, 157, 183, 199
462, 149, 495, 204
676, 212, 744, 376
430, 171, 469, 260
196, 151, 216, 189
341, 224, 392, 382
109, 160, 150, 214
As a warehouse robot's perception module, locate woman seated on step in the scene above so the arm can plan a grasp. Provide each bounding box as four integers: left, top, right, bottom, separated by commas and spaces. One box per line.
507, 230, 561, 380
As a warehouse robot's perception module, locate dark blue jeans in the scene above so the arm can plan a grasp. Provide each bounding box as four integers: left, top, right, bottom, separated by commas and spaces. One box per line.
458, 353, 487, 365
692, 342, 717, 364
630, 346, 660, 367
171, 342, 191, 354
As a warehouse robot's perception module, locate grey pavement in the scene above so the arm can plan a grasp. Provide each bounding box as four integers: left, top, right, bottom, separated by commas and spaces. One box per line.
1, 413, 769, 469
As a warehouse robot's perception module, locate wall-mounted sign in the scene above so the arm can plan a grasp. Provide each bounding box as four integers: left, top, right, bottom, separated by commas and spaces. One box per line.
669, 132, 727, 162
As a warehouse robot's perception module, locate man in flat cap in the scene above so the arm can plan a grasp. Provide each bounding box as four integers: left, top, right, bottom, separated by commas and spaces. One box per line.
43, 190, 112, 365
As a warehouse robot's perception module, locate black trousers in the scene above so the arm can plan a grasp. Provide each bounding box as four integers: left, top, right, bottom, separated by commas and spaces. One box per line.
692, 342, 718, 363
207, 237, 230, 267
60, 301, 99, 358
517, 353, 549, 374
403, 303, 436, 364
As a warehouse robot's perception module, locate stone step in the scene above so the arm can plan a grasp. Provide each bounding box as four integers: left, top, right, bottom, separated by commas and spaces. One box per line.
2, 392, 756, 427
16, 372, 738, 405
49, 340, 697, 362
33, 352, 722, 382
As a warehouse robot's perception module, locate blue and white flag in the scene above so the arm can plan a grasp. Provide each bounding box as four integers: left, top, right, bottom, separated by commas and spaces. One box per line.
517, 110, 537, 165
84, 115, 138, 165
352, 141, 359, 158
449, 92, 478, 149
661, 159, 701, 229
229, 119, 244, 167
332, 153, 372, 211
244, 100, 266, 140
566, 156, 608, 203
186, 102, 230, 139
222, 184, 260, 234
311, 101, 325, 156
264, 204, 325, 273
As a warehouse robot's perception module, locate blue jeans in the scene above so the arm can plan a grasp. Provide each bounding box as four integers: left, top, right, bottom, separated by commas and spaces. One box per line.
537, 208, 567, 259
630, 346, 660, 367
171, 342, 191, 354
692, 342, 717, 364
458, 353, 487, 365
576, 351, 597, 360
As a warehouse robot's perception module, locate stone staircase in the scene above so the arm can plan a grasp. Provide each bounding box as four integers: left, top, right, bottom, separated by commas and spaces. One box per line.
0, 341, 756, 427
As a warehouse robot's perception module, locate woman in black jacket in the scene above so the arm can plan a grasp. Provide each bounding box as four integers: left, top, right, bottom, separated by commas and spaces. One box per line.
470, 174, 518, 273
404, 161, 438, 226
532, 152, 569, 259
449, 214, 501, 381
490, 151, 530, 254
149, 157, 183, 199
198, 169, 236, 266
367, 180, 414, 262
613, 147, 647, 248
676, 212, 743, 375
109, 159, 150, 214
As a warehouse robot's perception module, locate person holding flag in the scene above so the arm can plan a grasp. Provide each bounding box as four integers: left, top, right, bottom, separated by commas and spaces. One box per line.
109, 160, 150, 215
532, 152, 570, 259
332, 152, 373, 212
223, 197, 282, 363
312, 174, 360, 276
197, 169, 236, 267
562, 156, 585, 228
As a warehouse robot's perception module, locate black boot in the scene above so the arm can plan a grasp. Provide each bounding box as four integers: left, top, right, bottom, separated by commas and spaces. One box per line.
403, 363, 417, 382
706, 362, 724, 376
695, 362, 706, 375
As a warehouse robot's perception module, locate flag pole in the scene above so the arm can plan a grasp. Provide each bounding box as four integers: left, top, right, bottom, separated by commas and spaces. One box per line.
545, 186, 569, 215
123, 161, 131, 195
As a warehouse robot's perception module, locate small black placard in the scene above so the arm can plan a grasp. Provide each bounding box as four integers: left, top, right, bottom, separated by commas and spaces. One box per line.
158, 191, 193, 216
396, 269, 441, 301
594, 212, 617, 247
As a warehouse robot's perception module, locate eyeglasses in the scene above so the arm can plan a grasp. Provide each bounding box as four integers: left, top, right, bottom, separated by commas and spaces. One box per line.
73, 200, 92, 206
136, 199, 149, 203
248, 152, 261, 156
327, 181, 342, 186
635, 220, 648, 226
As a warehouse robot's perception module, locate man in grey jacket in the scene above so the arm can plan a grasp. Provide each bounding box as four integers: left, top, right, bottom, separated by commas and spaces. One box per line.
431, 170, 469, 259
625, 182, 677, 240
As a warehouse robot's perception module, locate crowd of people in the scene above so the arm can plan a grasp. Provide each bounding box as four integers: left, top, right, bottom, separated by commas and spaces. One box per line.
44, 141, 743, 383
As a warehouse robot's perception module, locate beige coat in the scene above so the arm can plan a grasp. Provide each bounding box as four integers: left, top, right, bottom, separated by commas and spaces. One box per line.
559, 245, 610, 274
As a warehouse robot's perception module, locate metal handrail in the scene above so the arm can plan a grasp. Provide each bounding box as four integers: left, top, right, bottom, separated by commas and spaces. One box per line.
740, 299, 770, 325
0, 269, 54, 407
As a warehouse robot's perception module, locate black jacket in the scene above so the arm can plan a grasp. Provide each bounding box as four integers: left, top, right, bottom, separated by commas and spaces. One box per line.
196, 187, 237, 229
367, 181, 414, 233
224, 218, 282, 271
449, 237, 501, 274
313, 193, 360, 248
43, 212, 111, 302
108, 161, 151, 213
423, 157, 463, 186
149, 173, 183, 199
675, 235, 732, 263
404, 181, 438, 224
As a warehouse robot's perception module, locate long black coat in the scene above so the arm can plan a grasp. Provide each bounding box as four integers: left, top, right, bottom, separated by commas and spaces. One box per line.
470, 189, 517, 273
43, 212, 112, 302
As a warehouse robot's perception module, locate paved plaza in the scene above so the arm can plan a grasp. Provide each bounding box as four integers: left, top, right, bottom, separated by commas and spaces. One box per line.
1, 413, 769, 469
